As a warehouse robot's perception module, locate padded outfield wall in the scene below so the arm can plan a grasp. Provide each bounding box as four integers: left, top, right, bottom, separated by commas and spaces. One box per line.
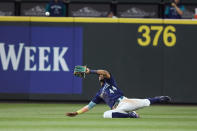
0, 17, 197, 103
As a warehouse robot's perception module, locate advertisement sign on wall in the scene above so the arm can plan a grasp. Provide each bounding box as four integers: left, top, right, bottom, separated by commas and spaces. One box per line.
0, 25, 83, 94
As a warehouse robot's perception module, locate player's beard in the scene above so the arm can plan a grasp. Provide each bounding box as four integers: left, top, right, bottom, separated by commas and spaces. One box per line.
99, 79, 104, 86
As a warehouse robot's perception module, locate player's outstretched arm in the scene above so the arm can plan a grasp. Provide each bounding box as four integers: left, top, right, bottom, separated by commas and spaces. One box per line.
66, 101, 96, 117
86, 68, 110, 79
66, 106, 88, 117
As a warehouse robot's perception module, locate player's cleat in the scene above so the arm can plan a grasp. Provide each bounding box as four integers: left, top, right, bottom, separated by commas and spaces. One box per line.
155, 96, 171, 103
128, 111, 140, 118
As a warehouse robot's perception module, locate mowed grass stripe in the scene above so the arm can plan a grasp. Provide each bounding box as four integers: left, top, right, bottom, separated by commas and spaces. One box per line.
0, 103, 196, 131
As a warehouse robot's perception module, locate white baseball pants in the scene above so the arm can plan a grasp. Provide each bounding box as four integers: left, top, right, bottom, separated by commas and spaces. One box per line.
103, 97, 150, 118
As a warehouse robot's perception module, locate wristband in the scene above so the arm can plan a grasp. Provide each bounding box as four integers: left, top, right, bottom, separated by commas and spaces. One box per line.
76, 110, 83, 115
90, 70, 97, 74
76, 106, 89, 115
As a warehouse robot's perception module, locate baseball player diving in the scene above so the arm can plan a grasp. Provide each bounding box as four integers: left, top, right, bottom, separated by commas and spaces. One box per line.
66, 66, 171, 118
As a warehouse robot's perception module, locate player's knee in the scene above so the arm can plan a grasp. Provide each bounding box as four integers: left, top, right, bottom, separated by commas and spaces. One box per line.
103, 110, 113, 118
144, 99, 151, 107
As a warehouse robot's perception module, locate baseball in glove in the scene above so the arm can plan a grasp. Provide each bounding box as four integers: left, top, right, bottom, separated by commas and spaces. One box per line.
74, 65, 87, 78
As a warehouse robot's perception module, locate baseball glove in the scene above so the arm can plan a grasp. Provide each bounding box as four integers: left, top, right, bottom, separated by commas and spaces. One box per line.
74, 65, 87, 78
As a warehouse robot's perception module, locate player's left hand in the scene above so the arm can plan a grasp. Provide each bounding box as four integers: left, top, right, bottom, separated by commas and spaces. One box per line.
86, 67, 90, 74
74, 65, 87, 78
66, 112, 78, 117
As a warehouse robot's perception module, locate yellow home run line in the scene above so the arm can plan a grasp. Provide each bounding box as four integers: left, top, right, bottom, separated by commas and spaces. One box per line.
0, 16, 197, 25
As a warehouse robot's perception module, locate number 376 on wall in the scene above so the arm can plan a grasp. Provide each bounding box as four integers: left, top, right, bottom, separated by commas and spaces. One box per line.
137, 25, 176, 47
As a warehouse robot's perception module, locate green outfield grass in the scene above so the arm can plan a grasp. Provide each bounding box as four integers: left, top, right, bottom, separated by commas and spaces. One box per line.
0, 103, 196, 131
